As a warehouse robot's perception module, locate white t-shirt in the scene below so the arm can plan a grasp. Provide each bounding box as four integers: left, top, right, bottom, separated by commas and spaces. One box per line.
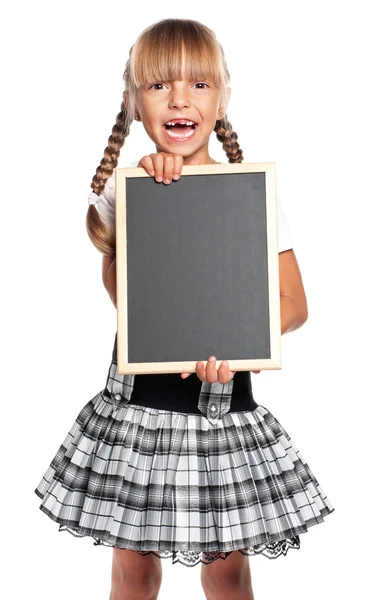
96, 161, 294, 253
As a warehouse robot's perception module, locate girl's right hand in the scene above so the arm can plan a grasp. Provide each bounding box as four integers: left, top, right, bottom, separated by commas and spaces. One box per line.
137, 152, 201, 184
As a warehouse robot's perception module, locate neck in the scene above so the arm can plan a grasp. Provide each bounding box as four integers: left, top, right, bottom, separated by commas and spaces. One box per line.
184, 154, 220, 165
154, 144, 221, 165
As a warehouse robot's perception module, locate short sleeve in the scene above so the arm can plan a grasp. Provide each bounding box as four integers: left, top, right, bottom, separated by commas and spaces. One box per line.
277, 197, 294, 252
95, 161, 139, 231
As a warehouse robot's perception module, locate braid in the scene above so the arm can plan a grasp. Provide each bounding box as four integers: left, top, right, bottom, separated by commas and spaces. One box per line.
86, 97, 132, 256
91, 99, 132, 193
214, 114, 244, 163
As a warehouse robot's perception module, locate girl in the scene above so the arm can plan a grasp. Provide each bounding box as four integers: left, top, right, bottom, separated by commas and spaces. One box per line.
34, 18, 334, 600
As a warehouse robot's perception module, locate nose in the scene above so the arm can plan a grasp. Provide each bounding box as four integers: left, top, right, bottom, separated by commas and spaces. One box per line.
168, 82, 191, 110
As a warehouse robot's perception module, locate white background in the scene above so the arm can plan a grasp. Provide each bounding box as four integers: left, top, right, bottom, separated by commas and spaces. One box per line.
1, 0, 368, 598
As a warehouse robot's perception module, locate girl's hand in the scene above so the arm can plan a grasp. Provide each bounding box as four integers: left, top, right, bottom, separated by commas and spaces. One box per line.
181, 356, 235, 384
181, 361, 261, 381
137, 152, 201, 184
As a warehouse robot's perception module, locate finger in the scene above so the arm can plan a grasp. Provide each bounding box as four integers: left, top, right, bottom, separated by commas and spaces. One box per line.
181, 372, 191, 378
149, 153, 164, 182
162, 154, 175, 184
205, 356, 218, 383
251, 370, 261, 374
218, 360, 233, 384
195, 361, 206, 382
173, 155, 184, 180
173, 156, 199, 181
137, 155, 155, 177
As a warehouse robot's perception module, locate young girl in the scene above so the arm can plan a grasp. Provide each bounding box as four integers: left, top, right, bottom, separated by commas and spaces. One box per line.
34, 18, 334, 600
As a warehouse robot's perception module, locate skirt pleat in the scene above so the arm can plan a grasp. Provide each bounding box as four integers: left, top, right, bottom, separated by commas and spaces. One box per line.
35, 390, 334, 567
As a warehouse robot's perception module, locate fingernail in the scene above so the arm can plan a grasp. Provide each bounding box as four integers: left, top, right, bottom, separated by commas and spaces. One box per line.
221, 361, 227, 366
173, 174, 180, 180
163, 178, 170, 184
209, 356, 215, 361
150, 170, 155, 176
156, 175, 162, 182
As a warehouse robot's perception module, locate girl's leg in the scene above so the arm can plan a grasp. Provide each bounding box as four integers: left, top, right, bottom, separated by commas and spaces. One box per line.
109, 548, 163, 600
200, 551, 255, 600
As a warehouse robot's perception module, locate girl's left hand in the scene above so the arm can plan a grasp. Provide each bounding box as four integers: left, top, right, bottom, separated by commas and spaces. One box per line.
181, 356, 235, 383
181, 359, 261, 381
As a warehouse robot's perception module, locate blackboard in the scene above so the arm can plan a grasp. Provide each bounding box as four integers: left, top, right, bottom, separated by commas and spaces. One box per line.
115, 162, 281, 375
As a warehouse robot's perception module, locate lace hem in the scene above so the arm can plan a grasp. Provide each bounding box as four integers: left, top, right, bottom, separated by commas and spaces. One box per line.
58, 525, 301, 567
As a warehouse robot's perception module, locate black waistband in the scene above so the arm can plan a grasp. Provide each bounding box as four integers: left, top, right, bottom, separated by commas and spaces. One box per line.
107, 334, 258, 414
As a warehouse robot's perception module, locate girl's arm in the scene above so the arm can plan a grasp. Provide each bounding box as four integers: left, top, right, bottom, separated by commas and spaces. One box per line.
279, 249, 308, 334
102, 255, 117, 309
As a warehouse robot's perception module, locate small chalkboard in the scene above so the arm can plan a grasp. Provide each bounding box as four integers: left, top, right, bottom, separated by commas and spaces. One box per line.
115, 162, 281, 375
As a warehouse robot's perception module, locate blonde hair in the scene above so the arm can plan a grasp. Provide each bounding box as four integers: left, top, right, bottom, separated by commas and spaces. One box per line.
86, 18, 244, 256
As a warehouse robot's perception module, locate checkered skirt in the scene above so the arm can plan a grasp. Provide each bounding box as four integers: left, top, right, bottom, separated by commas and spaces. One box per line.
34, 357, 334, 568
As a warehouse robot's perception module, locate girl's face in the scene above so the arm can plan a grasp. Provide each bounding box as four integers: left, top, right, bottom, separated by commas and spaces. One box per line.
135, 77, 229, 165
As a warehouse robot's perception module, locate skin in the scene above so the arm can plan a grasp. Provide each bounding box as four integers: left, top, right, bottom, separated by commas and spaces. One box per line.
130, 58, 231, 168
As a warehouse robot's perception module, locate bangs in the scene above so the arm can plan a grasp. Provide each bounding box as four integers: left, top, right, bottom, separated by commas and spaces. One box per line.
130, 19, 226, 89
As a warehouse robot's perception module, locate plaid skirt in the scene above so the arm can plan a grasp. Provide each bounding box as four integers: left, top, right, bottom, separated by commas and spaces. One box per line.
34, 347, 334, 568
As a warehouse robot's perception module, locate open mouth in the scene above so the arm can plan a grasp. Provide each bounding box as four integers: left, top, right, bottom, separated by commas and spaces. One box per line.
163, 120, 198, 139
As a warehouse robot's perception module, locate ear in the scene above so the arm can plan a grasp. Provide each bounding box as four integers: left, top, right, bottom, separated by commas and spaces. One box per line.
218, 87, 231, 119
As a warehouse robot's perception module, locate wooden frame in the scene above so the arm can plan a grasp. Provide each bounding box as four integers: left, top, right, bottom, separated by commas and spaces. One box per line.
116, 162, 281, 375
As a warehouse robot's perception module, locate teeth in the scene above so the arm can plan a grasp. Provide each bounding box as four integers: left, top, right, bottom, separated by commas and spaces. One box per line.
166, 128, 196, 138
165, 120, 195, 126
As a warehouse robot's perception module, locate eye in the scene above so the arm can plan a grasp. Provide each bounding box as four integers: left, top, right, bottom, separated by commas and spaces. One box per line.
149, 83, 167, 90
193, 82, 209, 89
